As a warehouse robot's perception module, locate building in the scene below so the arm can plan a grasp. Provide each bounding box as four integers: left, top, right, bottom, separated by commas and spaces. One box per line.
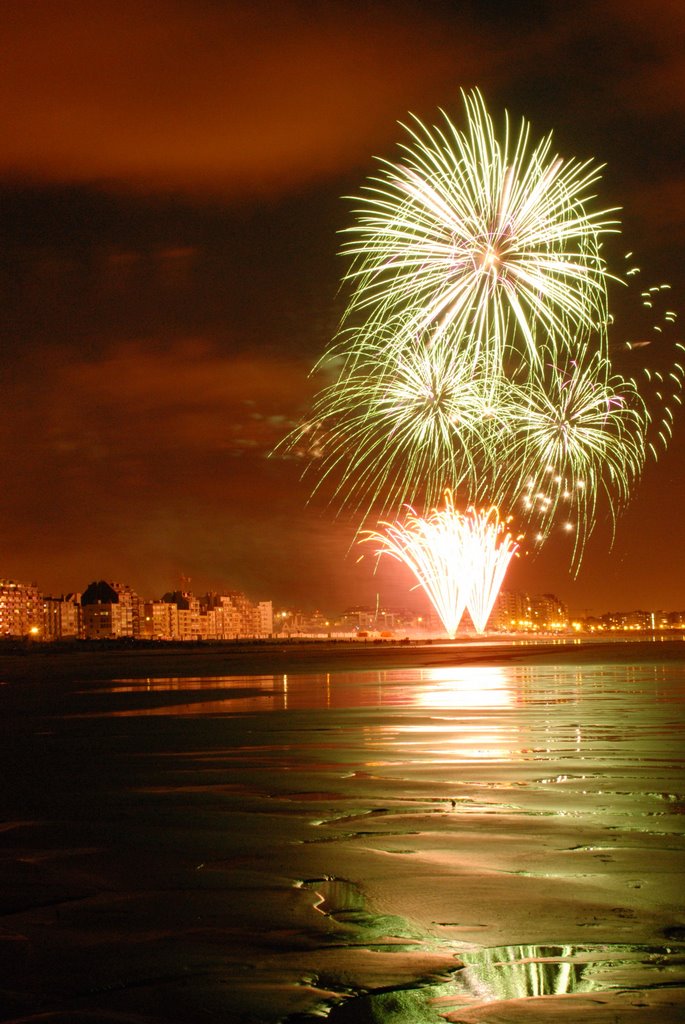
257, 600, 273, 637
490, 590, 532, 631
489, 590, 568, 632
42, 594, 81, 640
162, 591, 201, 640
152, 590, 273, 640
201, 593, 242, 638
599, 609, 651, 631
81, 580, 140, 639
221, 591, 270, 638
0, 579, 42, 638
139, 600, 178, 640
4, 573, 273, 643
531, 593, 568, 630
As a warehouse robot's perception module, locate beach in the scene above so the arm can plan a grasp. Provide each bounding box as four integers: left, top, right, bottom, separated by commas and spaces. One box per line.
0, 638, 684, 1022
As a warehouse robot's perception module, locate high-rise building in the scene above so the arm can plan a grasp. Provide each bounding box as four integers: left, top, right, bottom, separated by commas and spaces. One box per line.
81, 580, 140, 639
42, 594, 81, 640
530, 593, 568, 630
257, 600, 273, 637
199, 593, 273, 638
201, 593, 242, 638
490, 590, 532, 631
489, 590, 568, 631
223, 591, 268, 638
162, 591, 201, 640
0, 579, 42, 638
139, 601, 178, 640
5, 573, 272, 644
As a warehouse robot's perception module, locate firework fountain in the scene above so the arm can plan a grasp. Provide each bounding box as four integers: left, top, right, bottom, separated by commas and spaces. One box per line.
283, 90, 680, 636
363, 494, 519, 638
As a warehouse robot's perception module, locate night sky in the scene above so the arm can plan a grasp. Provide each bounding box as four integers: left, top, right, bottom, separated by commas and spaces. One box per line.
1, 0, 683, 616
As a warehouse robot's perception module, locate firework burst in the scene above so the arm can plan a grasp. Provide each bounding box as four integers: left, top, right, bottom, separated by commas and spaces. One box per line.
300, 321, 508, 515
342, 89, 617, 372
364, 492, 519, 637
283, 92, 644, 541
279, 91, 680, 624
495, 356, 648, 558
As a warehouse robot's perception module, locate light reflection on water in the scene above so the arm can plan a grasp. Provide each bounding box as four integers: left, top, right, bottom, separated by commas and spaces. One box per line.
325, 942, 685, 1022
90, 661, 685, 771
88, 666, 517, 765
101, 658, 685, 715
457, 943, 602, 1001
391, 665, 513, 709
104, 663, 515, 714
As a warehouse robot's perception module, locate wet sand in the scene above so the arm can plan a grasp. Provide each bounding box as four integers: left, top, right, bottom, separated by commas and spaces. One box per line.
0, 639, 684, 1022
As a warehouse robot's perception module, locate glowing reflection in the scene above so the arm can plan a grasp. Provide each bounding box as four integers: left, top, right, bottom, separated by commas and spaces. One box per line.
459, 944, 585, 1001
91, 674, 288, 715
410, 665, 513, 709
362, 667, 519, 763
328, 943, 682, 1021
84, 665, 516, 719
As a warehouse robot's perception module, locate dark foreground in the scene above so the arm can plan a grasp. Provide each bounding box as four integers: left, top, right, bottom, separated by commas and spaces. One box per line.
0, 638, 684, 1023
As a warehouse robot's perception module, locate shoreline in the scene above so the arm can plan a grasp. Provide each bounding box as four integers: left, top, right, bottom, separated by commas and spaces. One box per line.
1, 633, 683, 682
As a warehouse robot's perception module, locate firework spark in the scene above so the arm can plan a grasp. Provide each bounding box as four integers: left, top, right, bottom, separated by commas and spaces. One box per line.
283, 93, 647, 547
364, 493, 519, 637
279, 91, 679, 621
495, 355, 648, 558
615, 260, 685, 463
300, 321, 507, 516
342, 89, 617, 371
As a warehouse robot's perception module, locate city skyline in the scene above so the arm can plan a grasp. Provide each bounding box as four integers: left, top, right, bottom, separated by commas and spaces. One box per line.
1, 1, 683, 614
2, 567, 685, 631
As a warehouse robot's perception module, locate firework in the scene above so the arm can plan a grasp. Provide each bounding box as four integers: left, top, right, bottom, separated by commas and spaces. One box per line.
364, 493, 519, 637
283, 93, 643, 539
279, 92, 679, 622
461, 506, 520, 633
290, 338, 647, 558
299, 320, 508, 516
615, 261, 685, 462
363, 494, 468, 637
341, 89, 617, 372
494, 355, 648, 559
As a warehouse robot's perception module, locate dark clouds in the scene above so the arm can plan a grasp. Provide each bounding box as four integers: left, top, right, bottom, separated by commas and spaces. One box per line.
0, 1, 487, 196
1, 0, 684, 613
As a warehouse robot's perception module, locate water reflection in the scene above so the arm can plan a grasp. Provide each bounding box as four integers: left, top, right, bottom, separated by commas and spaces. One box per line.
326, 942, 685, 1021
407, 665, 513, 709
98, 673, 288, 715
444, 941, 685, 1005
86, 659, 684, 725
357, 668, 521, 763
459, 944, 586, 1000
101, 664, 514, 715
